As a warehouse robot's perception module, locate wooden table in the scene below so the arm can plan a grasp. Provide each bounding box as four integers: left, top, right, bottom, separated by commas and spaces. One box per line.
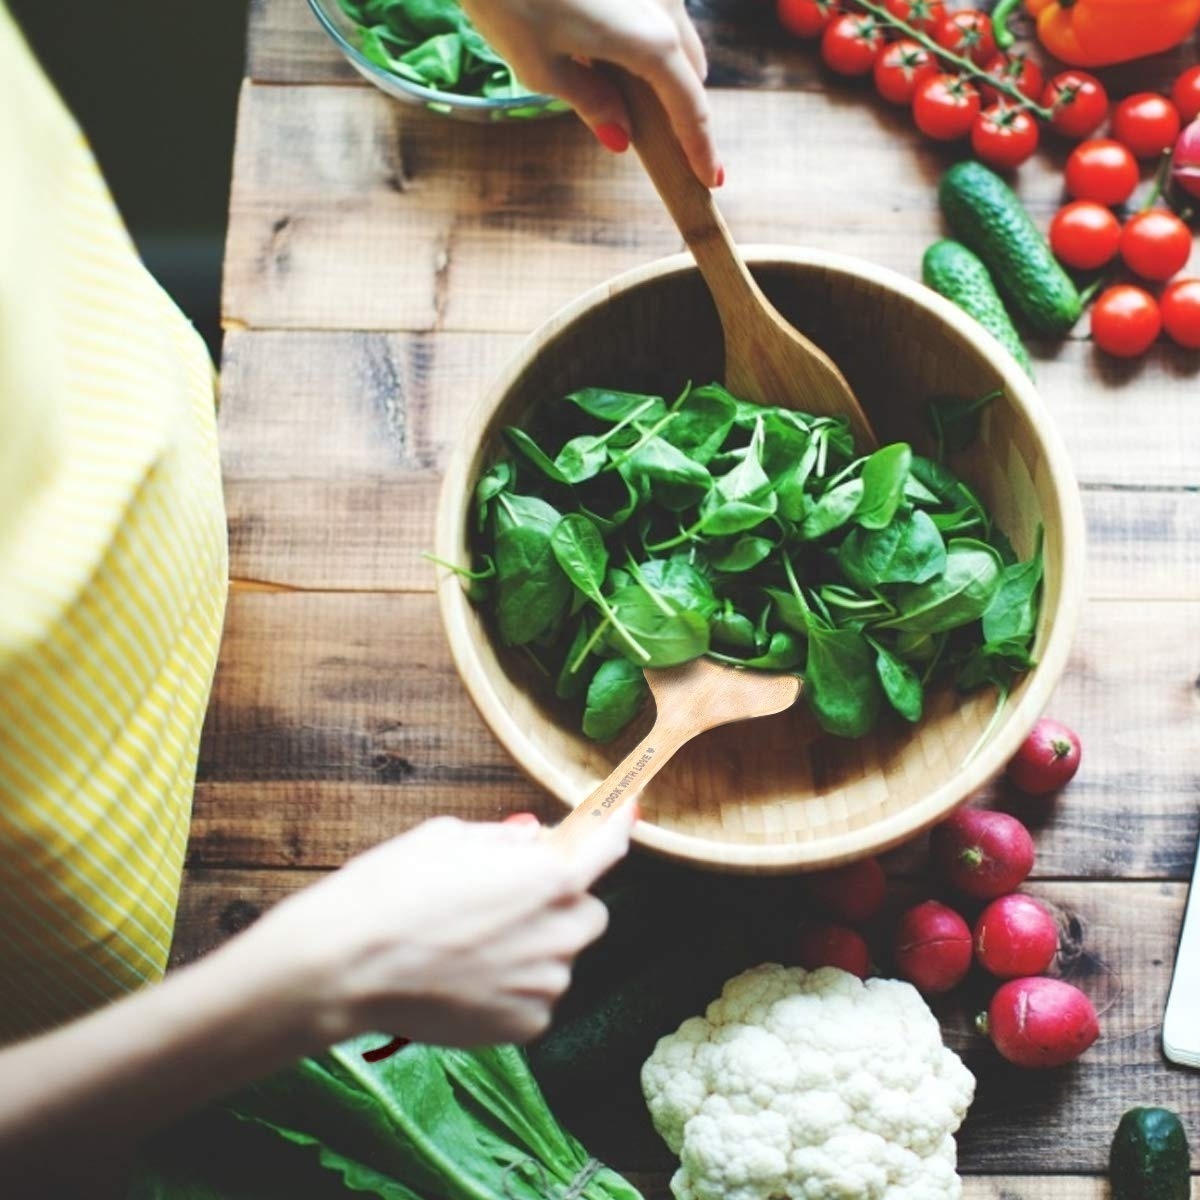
175, 0, 1200, 1193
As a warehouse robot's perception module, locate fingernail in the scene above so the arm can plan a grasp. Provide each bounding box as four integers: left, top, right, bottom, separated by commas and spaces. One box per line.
594, 122, 631, 154
503, 812, 540, 826
630, 800, 641, 823
713, 164, 725, 189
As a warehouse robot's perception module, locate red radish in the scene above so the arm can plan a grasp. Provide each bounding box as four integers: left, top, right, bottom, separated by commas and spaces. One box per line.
930, 809, 1034, 899
893, 900, 972, 994
978, 977, 1099, 1068
804, 857, 887, 923
1007, 718, 1081, 795
792, 922, 871, 979
973, 894, 1058, 978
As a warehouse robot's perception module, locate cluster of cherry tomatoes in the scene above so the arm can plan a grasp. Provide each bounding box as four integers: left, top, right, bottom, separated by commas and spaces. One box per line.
776, 0, 1111, 169
1049, 72, 1200, 357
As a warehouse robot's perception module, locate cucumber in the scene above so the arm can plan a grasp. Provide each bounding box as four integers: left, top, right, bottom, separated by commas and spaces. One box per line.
922, 240, 1033, 377
1110, 1106, 1191, 1200
938, 161, 1082, 338
528, 920, 749, 1095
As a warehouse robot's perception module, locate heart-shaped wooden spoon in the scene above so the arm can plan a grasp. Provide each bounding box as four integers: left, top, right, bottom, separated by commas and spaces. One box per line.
615, 72, 878, 450
550, 658, 802, 853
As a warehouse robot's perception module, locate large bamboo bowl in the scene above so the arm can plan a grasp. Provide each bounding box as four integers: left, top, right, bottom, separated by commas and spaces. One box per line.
435, 247, 1085, 873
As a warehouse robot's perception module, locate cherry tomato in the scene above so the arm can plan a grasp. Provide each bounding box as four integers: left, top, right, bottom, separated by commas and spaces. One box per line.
884, 0, 946, 35
1171, 65, 1200, 125
1111, 92, 1182, 159
777, 0, 839, 39
1119, 209, 1193, 281
1064, 139, 1139, 206
1049, 201, 1121, 270
913, 74, 981, 141
820, 13, 884, 76
1041, 71, 1109, 140
980, 52, 1044, 106
934, 10, 996, 68
1161, 278, 1200, 349
1091, 285, 1161, 357
873, 39, 937, 106
971, 103, 1039, 169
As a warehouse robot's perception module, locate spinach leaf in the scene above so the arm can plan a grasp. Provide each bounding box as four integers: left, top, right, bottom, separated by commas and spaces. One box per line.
956, 638, 1037, 691
565, 387, 666, 424
606, 586, 710, 667
474, 460, 512, 531
710, 535, 774, 573
583, 658, 648, 741
928, 388, 1002, 460
504, 427, 569, 484
549, 512, 607, 595
881, 538, 1003, 634
661, 385, 737, 465
799, 478, 864, 539
837, 508, 946, 587
869, 637, 923, 723
493, 526, 570, 646
555, 620, 594, 700
633, 557, 718, 619
855, 442, 912, 530
804, 622, 882, 737
981, 531, 1044, 644
711, 603, 758, 650
712, 630, 803, 670
620, 437, 711, 512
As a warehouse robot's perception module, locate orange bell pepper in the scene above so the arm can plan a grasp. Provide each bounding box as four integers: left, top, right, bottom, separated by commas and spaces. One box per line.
993, 0, 1200, 67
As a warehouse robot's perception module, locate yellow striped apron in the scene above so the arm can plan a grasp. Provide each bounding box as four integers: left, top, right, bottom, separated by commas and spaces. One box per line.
0, 6, 228, 1041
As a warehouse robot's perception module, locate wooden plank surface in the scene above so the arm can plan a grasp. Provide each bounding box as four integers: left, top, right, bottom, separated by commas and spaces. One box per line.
192, 591, 1200, 878
217, 330, 1200, 592
186, 0, 1200, 1189
222, 82, 1200, 333
245, 0, 1198, 99
174, 871, 1198, 1176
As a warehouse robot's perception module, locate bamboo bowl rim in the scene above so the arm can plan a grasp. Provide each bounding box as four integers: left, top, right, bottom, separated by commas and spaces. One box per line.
434, 246, 1086, 871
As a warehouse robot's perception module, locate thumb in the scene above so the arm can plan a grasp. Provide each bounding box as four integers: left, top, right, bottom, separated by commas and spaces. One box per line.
539, 57, 631, 153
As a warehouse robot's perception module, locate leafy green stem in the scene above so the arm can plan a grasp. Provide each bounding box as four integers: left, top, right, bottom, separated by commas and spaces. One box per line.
855, 0, 1054, 120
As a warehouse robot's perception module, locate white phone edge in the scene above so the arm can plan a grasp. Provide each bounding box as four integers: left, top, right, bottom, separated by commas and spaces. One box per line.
1162, 831, 1200, 1069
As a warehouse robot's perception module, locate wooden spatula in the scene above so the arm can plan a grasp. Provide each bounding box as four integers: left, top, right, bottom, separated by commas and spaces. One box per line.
550, 658, 801, 853
616, 72, 878, 450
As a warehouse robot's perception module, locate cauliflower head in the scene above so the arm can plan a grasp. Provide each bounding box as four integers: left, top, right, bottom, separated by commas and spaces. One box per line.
641, 964, 975, 1200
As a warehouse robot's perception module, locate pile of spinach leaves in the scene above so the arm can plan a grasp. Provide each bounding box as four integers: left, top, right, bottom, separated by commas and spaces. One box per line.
452, 382, 1042, 743
130, 1038, 641, 1200
335, 0, 528, 99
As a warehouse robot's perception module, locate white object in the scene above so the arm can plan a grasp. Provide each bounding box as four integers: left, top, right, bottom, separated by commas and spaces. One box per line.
641, 963, 975, 1200
1163, 837, 1200, 1068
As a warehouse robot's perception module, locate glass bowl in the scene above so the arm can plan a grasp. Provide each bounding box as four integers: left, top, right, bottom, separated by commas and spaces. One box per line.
306, 0, 569, 122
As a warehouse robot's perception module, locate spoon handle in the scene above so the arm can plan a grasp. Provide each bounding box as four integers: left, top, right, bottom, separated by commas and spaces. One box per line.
548, 720, 687, 854
614, 70, 768, 329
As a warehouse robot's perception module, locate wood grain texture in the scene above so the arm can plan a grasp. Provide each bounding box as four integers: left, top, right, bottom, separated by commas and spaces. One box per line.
172, 871, 1199, 1174
191, 591, 1200, 877
217, 328, 1200, 591
222, 83, 1200, 334
246, 0, 1198, 98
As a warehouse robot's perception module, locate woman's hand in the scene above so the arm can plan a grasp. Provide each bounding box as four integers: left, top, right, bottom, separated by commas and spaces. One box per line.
247, 808, 636, 1048
457, 0, 720, 187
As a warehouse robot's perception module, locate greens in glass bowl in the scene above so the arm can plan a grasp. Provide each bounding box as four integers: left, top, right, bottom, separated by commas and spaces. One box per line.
308, 0, 569, 121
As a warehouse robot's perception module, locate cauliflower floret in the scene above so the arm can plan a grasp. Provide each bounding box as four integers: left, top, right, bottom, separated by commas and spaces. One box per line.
641, 964, 975, 1200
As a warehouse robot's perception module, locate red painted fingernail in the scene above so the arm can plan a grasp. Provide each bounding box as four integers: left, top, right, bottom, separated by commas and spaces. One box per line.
713, 164, 726, 189
503, 812, 540, 826
594, 122, 631, 153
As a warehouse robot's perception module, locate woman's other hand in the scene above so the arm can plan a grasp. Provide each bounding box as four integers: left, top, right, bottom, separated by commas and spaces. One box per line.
246, 806, 636, 1049
458, 0, 720, 187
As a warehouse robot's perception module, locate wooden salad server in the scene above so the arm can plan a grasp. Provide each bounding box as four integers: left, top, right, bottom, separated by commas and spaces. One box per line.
550, 658, 801, 853
614, 71, 878, 450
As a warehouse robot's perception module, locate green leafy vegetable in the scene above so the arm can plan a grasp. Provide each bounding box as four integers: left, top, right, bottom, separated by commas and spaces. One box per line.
133, 1039, 641, 1200
337, 0, 532, 101
443, 381, 1040, 742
